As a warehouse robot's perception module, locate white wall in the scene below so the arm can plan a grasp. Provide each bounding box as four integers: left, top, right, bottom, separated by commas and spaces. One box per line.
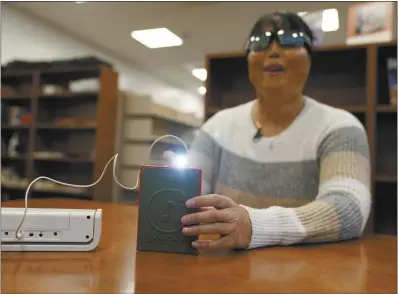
1, 4, 203, 118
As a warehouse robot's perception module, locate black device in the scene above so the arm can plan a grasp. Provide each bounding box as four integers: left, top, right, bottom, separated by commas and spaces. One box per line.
137, 165, 202, 255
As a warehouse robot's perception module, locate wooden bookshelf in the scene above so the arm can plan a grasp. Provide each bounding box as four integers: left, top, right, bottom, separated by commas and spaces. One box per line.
1, 64, 118, 202
204, 41, 397, 235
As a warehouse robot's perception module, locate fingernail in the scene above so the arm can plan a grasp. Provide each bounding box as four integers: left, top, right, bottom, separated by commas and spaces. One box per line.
182, 227, 192, 233
186, 199, 194, 207
192, 241, 200, 248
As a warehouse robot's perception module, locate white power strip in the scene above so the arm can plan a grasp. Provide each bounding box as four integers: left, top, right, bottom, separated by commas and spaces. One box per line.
1, 207, 102, 251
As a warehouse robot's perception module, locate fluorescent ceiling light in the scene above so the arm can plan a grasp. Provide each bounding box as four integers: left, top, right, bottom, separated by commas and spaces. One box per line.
192, 68, 207, 81
198, 86, 206, 95
322, 9, 339, 32
298, 9, 339, 32
131, 28, 183, 49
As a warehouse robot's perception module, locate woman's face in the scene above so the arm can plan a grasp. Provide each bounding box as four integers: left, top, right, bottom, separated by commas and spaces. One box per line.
248, 35, 311, 99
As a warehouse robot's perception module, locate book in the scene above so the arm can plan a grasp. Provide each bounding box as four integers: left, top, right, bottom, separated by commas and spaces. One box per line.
387, 58, 397, 106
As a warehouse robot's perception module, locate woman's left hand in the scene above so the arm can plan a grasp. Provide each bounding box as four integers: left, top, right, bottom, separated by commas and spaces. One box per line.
181, 194, 252, 250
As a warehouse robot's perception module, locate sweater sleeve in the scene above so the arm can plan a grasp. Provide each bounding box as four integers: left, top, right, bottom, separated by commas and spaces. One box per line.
243, 117, 372, 249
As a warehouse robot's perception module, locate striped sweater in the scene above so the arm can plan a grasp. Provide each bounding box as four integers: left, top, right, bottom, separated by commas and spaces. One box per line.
189, 97, 371, 249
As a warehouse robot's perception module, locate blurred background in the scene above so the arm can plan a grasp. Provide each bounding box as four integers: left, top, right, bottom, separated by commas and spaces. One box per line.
1, 1, 397, 236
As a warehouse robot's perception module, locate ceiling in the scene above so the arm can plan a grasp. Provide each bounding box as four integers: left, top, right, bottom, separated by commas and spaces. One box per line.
7, 1, 365, 102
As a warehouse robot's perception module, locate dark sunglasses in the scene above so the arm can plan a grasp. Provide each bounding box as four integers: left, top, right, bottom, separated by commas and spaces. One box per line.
245, 30, 312, 53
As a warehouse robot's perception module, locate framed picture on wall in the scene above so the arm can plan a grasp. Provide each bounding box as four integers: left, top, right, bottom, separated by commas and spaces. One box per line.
346, 1, 394, 45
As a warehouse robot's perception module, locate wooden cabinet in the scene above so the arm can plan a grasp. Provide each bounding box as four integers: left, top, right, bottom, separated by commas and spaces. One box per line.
1, 65, 118, 202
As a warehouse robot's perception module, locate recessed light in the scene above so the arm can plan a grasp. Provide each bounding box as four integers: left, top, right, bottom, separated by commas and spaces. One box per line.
322, 9, 339, 32
131, 28, 183, 49
192, 68, 207, 81
198, 86, 206, 95
299, 9, 339, 32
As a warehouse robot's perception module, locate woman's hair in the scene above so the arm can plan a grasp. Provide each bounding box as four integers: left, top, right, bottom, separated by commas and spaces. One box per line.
245, 11, 315, 55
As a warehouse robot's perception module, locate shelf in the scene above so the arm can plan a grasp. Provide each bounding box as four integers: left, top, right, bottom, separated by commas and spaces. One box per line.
339, 105, 366, 112
375, 112, 397, 177
376, 43, 397, 105
39, 91, 98, 100
123, 94, 202, 128
306, 48, 367, 106
127, 113, 200, 129
1, 95, 31, 101
115, 91, 198, 203
1, 71, 34, 87
1, 69, 34, 78
1, 63, 119, 202
1, 155, 28, 160
33, 157, 93, 164
40, 67, 101, 84
2, 125, 30, 130
36, 124, 96, 130
124, 137, 191, 147
376, 105, 397, 112
3, 155, 92, 164
375, 175, 397, 183
374, 182, 397, 236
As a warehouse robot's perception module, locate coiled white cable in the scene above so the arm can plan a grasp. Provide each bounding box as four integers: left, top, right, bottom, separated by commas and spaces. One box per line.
14, 134, 189, 239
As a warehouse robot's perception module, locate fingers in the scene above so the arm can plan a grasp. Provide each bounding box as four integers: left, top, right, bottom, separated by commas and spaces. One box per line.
191, 236, 233, 250
186, 194, 235, 210
199, 206, 215, 212
182, 222, 235, 236
181, 208, 233, 225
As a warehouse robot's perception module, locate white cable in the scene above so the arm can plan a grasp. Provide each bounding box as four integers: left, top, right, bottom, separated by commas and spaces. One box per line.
14, 134, 189, 239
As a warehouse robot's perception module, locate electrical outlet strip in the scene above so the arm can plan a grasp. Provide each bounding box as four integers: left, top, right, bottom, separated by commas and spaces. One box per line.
1, 207, 102, 252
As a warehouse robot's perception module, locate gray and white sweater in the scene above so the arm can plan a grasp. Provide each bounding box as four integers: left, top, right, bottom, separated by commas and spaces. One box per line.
189, 97, 371, 249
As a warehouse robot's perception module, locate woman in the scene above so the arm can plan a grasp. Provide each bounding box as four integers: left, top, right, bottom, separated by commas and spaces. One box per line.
176, 11, 371, 250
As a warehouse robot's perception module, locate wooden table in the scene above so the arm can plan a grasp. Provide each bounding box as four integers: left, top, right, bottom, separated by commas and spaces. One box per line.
2, 199, 397, 294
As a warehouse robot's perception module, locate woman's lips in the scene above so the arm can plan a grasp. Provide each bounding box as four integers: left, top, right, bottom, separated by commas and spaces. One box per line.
263, 64, 285, 72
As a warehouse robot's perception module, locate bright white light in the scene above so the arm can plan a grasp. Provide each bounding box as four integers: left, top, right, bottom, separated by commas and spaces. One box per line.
322, 9, 339, 32
192, 68, 207, 81
198, 86, 206, 95
131, 28, 183, 49
173, 155, 188, 168
299, 9, 339, 32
